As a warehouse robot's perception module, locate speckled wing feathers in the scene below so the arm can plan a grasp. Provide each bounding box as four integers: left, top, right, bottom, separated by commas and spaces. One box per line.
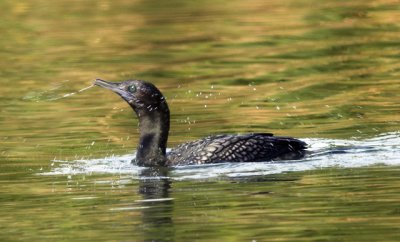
166, 133, 306, 166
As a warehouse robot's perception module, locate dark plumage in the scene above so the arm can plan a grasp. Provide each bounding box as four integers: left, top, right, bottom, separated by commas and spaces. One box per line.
94, 79, 307, 167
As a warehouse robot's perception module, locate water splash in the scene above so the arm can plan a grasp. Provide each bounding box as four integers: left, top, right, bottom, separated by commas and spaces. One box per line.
48, 84, 94, 101
40, 132, 400, 180
23, 81, 94, 101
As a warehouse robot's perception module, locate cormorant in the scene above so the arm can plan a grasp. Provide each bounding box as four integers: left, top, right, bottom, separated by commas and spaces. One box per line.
94, 79, 306, 166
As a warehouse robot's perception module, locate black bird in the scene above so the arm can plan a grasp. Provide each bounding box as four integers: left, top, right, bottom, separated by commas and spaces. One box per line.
94, 79, 307, 166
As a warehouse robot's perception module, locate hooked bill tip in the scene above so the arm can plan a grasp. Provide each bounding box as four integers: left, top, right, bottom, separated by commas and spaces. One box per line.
93, 78, 119, 90
94, 78, 113, 87
94, 78, 105, 85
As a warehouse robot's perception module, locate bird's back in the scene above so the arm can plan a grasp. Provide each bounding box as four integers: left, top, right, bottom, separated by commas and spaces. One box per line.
166, 133, 306, 166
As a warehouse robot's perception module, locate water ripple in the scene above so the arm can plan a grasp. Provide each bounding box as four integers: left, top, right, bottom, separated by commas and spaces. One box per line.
41, 132, 400, 180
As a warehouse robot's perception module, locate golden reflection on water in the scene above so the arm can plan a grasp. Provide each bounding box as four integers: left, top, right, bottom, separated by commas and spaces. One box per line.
0, 0, 399, 160
0, 0, 400, 240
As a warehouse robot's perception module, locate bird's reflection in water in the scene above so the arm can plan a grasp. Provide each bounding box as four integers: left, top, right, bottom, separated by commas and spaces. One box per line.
137, 167, 175, 241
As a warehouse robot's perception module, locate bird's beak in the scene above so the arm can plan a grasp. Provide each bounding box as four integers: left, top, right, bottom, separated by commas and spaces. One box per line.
94, 78, 135, 105
94, 79, 121, 92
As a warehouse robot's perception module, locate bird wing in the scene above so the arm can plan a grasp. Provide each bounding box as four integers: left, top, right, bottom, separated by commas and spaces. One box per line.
167, 133, 306, 165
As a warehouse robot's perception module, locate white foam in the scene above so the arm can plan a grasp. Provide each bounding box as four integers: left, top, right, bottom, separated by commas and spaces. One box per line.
40, 132, 400, 180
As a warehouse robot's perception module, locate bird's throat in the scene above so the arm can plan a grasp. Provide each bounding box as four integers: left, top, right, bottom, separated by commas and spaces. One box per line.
134, 106, 170, 166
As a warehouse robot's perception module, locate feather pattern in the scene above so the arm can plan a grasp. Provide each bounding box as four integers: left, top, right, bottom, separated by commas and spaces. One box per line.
167, 133, 306, 166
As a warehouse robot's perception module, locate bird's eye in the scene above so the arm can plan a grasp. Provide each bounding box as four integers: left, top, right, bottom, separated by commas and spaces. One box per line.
127, 85, 136, 93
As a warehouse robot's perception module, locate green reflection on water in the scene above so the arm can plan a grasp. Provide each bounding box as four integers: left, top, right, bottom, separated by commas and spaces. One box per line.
0, 0, 400, 240
1, 167, 400, 241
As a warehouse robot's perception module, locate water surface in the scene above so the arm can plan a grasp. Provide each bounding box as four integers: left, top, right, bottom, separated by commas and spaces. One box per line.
1, 0, 400, 241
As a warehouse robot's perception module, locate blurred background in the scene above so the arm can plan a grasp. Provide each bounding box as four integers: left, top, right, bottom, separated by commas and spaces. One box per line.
1, 0, 399, 160
0, 0, 399, 241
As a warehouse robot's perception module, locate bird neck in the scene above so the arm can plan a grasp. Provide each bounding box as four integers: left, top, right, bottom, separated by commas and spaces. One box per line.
134, 103, 170, 166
